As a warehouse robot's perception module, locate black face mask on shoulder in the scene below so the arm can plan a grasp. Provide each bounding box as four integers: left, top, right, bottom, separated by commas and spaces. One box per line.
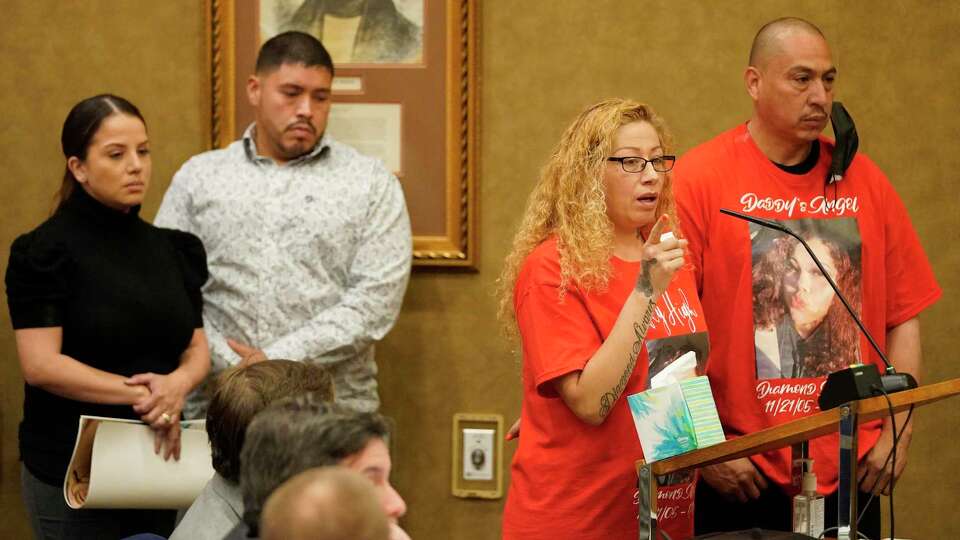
826, 101, 859, 184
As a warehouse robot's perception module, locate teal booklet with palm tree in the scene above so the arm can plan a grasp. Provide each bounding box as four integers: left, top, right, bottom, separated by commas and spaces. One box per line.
627, 376, 725, 462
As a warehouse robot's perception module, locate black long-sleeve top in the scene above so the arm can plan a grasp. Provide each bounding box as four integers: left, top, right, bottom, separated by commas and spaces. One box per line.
5, 188, 207, 484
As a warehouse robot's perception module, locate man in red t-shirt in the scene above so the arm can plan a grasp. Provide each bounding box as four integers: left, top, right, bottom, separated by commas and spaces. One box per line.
672, 17, 941, 537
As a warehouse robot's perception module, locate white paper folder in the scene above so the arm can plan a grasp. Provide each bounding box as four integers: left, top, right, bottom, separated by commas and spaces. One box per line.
64, 415, 215, 509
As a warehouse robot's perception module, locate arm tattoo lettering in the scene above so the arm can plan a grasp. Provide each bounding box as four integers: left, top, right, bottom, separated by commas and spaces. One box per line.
598, 301, 658, 418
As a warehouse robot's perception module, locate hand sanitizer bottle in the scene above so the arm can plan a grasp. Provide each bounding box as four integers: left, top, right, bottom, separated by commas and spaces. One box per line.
793, 459, 824, 537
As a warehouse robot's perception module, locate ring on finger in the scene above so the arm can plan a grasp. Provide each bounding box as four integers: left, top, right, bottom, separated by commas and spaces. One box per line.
160, 412, 172, 424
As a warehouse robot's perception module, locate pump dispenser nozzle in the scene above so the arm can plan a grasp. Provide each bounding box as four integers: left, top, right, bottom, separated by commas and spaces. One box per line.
793, 459, 824, 536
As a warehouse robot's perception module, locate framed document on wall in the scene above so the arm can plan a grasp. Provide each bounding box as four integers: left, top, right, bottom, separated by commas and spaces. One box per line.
205, 0, 479, 267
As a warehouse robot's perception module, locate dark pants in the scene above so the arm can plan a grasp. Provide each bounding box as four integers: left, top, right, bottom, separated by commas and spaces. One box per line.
694, 474, 880, 539
21, 464, 176, 540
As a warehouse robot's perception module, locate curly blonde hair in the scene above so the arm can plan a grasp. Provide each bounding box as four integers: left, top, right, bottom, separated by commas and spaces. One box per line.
497, 98, 678, 329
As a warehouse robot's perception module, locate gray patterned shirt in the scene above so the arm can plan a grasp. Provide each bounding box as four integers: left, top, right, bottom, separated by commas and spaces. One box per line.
155, 126, 411, 416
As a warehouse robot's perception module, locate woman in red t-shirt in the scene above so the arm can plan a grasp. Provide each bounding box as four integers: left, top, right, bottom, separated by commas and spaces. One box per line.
498, 99, 692, 540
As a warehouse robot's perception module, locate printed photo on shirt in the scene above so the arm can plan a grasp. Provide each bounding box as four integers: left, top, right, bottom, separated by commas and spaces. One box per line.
751, 217, 862, 379
645, 331, 709, 389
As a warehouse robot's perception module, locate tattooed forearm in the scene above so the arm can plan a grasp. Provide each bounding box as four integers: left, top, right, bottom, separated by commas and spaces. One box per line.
636, 256, 655, 297
598, 301, 658, 418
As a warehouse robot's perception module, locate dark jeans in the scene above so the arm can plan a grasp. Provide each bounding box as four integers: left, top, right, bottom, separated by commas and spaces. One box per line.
694, 474, 880, 539
21, 464, 176, 540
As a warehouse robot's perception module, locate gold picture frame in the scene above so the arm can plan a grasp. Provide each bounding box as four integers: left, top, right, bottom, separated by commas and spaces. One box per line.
205, 0, 479, 268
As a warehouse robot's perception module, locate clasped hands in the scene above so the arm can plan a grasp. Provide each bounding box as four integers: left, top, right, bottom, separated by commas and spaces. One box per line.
123, 370, 191, 461
119, 338, 266, 461
127, 336, 266, 423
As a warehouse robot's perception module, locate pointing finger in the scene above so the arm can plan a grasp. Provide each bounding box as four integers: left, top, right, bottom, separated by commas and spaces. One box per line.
645, 215, 668, 245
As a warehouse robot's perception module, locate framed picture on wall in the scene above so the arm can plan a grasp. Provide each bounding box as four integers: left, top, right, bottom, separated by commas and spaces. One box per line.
205, 0, 479, 268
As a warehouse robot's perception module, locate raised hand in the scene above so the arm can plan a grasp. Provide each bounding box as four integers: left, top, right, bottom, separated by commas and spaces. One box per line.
636, 215, 687, 297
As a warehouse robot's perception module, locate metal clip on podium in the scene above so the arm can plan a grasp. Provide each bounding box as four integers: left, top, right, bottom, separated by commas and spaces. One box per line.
636, 379, 960, 540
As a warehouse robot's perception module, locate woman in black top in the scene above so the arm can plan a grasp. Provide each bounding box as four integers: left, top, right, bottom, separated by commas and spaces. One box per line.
5, 94, 211, 539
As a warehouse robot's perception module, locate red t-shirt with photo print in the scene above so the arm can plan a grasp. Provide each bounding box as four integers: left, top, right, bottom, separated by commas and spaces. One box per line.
672, 122, 941, 494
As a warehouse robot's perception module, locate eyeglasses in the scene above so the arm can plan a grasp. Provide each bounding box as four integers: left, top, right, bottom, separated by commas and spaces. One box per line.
606, 155, 676, 173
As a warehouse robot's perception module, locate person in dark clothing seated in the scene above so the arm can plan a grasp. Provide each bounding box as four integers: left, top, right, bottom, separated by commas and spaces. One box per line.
5, 94, 211, 540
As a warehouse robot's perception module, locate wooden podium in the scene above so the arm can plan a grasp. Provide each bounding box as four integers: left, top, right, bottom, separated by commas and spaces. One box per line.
636, 378, 960, 540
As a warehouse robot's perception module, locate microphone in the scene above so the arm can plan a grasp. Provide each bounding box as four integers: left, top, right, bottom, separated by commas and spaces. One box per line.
719, 208, 917, 409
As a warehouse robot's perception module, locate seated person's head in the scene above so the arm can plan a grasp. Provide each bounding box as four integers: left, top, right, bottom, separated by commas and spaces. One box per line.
239, 395, 407, 535
205, 359, 334, 482
260, 466, 389, 540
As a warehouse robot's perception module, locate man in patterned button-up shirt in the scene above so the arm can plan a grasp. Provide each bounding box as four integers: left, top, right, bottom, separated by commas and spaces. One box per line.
155, 31, 411, 417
